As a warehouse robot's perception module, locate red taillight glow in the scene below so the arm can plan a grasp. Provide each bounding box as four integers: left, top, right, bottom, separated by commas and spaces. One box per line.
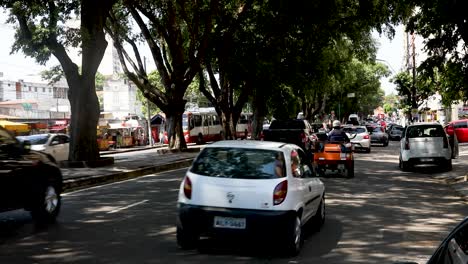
273, 180, 288, 205
183, 176, 192, 199
363, 135, 370, 139
404, 140, 410, 150
300, 133, 306, 142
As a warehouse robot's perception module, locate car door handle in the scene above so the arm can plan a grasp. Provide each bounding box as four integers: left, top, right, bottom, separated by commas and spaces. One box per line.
309, 186, 312, 192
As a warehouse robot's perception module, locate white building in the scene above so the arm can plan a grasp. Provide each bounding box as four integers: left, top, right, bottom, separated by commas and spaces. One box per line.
0, 78, 70, 118
103, 77, 142, 119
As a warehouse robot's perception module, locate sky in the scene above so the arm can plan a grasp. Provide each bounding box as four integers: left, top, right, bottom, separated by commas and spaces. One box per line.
0, 12, 406, 95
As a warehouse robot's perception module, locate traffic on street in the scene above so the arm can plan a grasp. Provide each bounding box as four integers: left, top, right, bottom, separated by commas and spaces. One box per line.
0, 141, 466, 264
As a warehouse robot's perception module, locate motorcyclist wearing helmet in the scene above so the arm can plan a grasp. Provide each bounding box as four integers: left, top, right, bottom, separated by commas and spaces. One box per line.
328, 120, 350, 143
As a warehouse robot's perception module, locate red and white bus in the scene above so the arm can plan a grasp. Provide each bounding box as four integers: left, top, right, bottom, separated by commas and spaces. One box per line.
175, 108, 252, 144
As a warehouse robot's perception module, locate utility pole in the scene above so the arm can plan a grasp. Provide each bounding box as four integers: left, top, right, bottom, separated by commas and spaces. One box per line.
144, 56, 153, 146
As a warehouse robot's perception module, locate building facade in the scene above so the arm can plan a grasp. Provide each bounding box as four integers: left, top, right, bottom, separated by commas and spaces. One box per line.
103, 78, 142, 119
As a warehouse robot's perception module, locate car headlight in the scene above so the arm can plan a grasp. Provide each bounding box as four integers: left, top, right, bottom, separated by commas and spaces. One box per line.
31, 145, 46, 151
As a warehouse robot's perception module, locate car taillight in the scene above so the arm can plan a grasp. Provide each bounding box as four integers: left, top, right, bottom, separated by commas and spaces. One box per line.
404, 139, 410, 150
363, 135, 370, 139
183, 176, 192, 199
300, 133, 306, 142
443, 136, 449, 149
273, 180, 288, 205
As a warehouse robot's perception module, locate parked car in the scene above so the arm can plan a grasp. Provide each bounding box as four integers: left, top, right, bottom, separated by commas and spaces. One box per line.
343, 125, 372, 153
263, 119, 315, 151
389, 125, 404, 141
370, 126, 389, 146
445, 119, 468, 143
176, 140, 326, 256
399, 123, 458, 171
17, 133, 70, 162
0, 126, 63, 224
394, 217, 467, 264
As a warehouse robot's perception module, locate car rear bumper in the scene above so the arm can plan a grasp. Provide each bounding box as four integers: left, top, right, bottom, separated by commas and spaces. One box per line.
407, 157, 450, 165
177, 203, 295, 238
351, 140, 370, 149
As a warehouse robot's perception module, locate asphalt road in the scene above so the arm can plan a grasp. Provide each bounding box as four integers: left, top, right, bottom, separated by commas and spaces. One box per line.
0, 141, 467, 264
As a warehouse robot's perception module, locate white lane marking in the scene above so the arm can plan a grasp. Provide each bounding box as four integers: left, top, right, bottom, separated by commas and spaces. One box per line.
107, 199, 149, 214
62, 167, 188, 197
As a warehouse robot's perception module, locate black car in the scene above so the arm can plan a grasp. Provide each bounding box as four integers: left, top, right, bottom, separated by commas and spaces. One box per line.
389, 125, 404, 141
0, 127, 63, 224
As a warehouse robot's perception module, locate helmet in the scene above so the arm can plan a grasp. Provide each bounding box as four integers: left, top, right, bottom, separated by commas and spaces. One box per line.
332, 120, 341, 128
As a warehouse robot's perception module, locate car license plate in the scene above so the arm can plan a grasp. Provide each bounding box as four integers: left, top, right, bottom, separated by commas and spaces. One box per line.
213, 216, 246, 229
420, 158, 433, 162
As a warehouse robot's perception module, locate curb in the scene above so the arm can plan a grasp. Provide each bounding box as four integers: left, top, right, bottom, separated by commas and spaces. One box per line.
63, 158, 194, 192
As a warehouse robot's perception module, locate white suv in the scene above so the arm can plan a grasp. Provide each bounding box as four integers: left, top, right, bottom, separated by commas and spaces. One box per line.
177, 140, 325, 256
399, 123, 454, 171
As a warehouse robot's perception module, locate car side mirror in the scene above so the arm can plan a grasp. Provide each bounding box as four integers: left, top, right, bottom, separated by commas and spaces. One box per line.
302, 165, 315, 178
22, 140, 31, 154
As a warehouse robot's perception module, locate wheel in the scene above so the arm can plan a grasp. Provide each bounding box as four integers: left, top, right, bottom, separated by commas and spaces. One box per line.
365, 147, 371, 153
284, 215, 303, 256
31, 182, 61, 225
383, 140, 388, 147
176, 224, 199, 249
399, 157, 410, 171
346, 160, 354, 178
443, 159, 452, 171
311, 195, 325, 231
196, 133, 204, 145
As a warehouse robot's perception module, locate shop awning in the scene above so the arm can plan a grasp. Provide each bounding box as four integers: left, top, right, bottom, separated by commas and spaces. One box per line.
49, 125, 67, 131
0, 120, 30, 133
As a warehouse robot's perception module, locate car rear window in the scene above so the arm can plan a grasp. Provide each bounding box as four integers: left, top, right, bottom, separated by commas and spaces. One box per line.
343, 127, 366, 134
393, 126, 404, 131
406, 125, 446, 138
190, 147, 286, 179
372, 127, 384, 133
269, 120, 305, 129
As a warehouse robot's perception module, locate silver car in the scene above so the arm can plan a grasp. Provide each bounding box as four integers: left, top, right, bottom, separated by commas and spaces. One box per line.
399, 123, 455, 171
343, 126, 371, 153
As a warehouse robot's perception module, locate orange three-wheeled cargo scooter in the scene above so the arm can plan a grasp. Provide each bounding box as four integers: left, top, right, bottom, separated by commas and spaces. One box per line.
312, 133, 355, 178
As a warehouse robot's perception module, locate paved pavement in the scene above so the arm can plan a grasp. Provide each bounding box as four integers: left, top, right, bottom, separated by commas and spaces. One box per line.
61, 143, 468, 200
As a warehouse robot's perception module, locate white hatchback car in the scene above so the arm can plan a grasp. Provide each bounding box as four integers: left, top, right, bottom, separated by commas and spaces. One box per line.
343, 126, 371, 153
17, 133, 70, 162
177, 140, 325, 255
399, 123, 455, 171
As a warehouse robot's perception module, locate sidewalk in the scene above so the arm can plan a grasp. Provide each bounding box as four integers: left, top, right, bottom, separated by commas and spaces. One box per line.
62, 146, 201, 192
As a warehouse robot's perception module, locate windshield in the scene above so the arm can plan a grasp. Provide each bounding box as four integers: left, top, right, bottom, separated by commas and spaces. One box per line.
190, 147, 286, 179
182, 114, 189, 131
269, 120, 305, 129
343, 127, 366, 134
17, 134, 50, 145
406, 125, 446, 138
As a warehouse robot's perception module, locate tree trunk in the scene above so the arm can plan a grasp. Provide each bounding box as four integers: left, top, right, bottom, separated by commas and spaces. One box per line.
166, 99, 187, 150
68, 78, 100, 161
252, 90, 267, 140
221, 112, 233, 140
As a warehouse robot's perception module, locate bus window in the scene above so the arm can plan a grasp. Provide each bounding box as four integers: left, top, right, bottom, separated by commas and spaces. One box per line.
203, 115, 210, 126
213, 115, 220, 125
193, 115, 202, 127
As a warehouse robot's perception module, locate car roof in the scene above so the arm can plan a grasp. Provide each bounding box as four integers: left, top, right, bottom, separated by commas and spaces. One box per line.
407, 122, 442, 127
208, 140, 292, 151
